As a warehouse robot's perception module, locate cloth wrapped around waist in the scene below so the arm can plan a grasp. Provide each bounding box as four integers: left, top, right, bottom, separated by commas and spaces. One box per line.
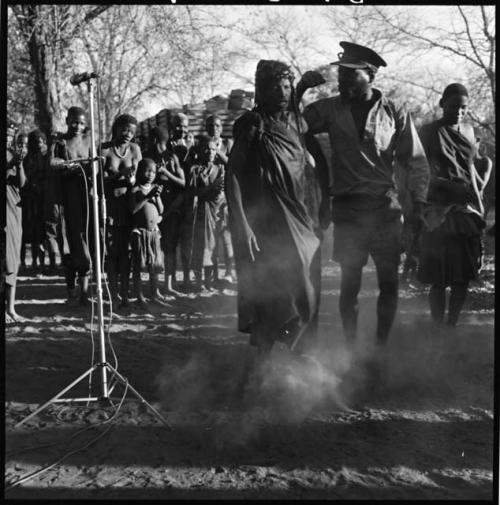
422, 205, 485, 236
130, 227, 163, 271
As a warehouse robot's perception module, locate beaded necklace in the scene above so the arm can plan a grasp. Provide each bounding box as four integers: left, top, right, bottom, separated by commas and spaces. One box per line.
113, 143, 130, 160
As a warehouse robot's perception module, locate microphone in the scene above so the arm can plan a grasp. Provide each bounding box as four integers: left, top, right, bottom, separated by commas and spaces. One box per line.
70, 72, 99, 86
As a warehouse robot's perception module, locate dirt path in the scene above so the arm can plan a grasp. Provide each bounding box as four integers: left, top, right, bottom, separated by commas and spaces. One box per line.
5, 241, 495, 499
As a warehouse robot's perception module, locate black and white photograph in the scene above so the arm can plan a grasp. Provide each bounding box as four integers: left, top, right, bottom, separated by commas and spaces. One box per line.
3, 2, 496, 500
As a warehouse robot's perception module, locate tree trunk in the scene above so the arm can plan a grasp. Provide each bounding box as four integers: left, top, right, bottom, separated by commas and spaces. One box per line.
12, 5, 61, 140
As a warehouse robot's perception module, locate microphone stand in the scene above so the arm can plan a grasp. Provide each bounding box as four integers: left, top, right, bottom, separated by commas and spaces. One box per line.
15, 77, 170, 429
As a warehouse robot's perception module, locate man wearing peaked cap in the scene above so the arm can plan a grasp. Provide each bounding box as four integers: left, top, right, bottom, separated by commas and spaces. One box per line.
330, 41, 387, 71
296, 41, 430, 352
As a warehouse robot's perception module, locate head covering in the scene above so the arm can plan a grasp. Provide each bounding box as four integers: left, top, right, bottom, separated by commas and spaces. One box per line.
331, 41, 387, 73
441, 83, 469, 102
254, 59, 295, 106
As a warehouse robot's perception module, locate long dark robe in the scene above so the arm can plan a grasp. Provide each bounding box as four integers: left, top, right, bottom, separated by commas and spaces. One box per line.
227, 110, 320, 350
418, 121, 484, 285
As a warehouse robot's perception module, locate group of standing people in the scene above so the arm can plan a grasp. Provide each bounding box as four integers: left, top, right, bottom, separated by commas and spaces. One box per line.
5, 110, 235, 321
5, 41, 493, 366
226, 41, 492, 359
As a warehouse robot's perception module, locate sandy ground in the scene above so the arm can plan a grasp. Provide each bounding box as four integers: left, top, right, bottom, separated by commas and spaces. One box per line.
4, 232, 495, 500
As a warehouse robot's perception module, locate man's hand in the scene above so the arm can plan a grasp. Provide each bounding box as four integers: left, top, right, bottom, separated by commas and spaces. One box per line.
245, 226, 260, 262
297, 70, 326, 93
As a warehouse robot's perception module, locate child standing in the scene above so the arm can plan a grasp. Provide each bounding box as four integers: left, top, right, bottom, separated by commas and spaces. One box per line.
22, 130, 50, 273
129, 158, 165, 306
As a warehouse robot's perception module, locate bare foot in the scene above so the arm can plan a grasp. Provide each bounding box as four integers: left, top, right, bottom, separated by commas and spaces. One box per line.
6, 310, 26, 323
151, 296, 168, 306
163, 287, 186, 298
161, 292, 176, 302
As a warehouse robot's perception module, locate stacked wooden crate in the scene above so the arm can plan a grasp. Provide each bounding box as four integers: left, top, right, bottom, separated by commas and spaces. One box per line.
137, 107, 248, 144
184, 103, 207, 139
136, 89, 255, 145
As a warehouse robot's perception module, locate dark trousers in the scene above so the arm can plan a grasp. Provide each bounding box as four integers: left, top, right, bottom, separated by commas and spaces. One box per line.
333, 204, 402, 343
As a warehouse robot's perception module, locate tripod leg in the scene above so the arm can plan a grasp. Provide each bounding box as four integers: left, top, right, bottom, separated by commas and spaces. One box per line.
15, 365, 99, 428
105, 364, 172, 429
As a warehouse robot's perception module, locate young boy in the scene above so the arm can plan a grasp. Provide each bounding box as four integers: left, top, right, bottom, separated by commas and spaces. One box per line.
144, 127, 186, 298
189, 138, 225, 293
50, 106, 93, 306
21, 130, 50, 273
101, 114, 142, 309
129, 158, 165, 306
6, 126, 27, 322
205, 114, 233, 165
44, 131, 69, 274
205, 114, 234, 283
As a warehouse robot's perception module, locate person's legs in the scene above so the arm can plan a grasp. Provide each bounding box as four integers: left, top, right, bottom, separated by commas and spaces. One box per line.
222, 226, 234, 280
164, 213, 183, 295
5, 280, 21, 320
64, 256, 78, 302
204, 266, 214, 290
333, 216, 368, 346
374, 260, 399, 344
429, 284, 446, 323
180, 212, 193, 288
20, 240, 27, 269
57, 205, 70, 266
133, 263, 145, 305
370, 209, 402, 344
148, 266, 157, 299
78, 270, 91, 306
212, 225, 221, 283
448, 282, 468, 326
193, 267, 203, 292
118, 252, 131, 306
339, 265, 363, 344
33, 210, 46, 271
106, 257, 119, 304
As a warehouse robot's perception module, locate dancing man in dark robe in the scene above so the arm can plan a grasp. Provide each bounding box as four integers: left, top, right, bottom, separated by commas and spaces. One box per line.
226, 60, 321, 357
